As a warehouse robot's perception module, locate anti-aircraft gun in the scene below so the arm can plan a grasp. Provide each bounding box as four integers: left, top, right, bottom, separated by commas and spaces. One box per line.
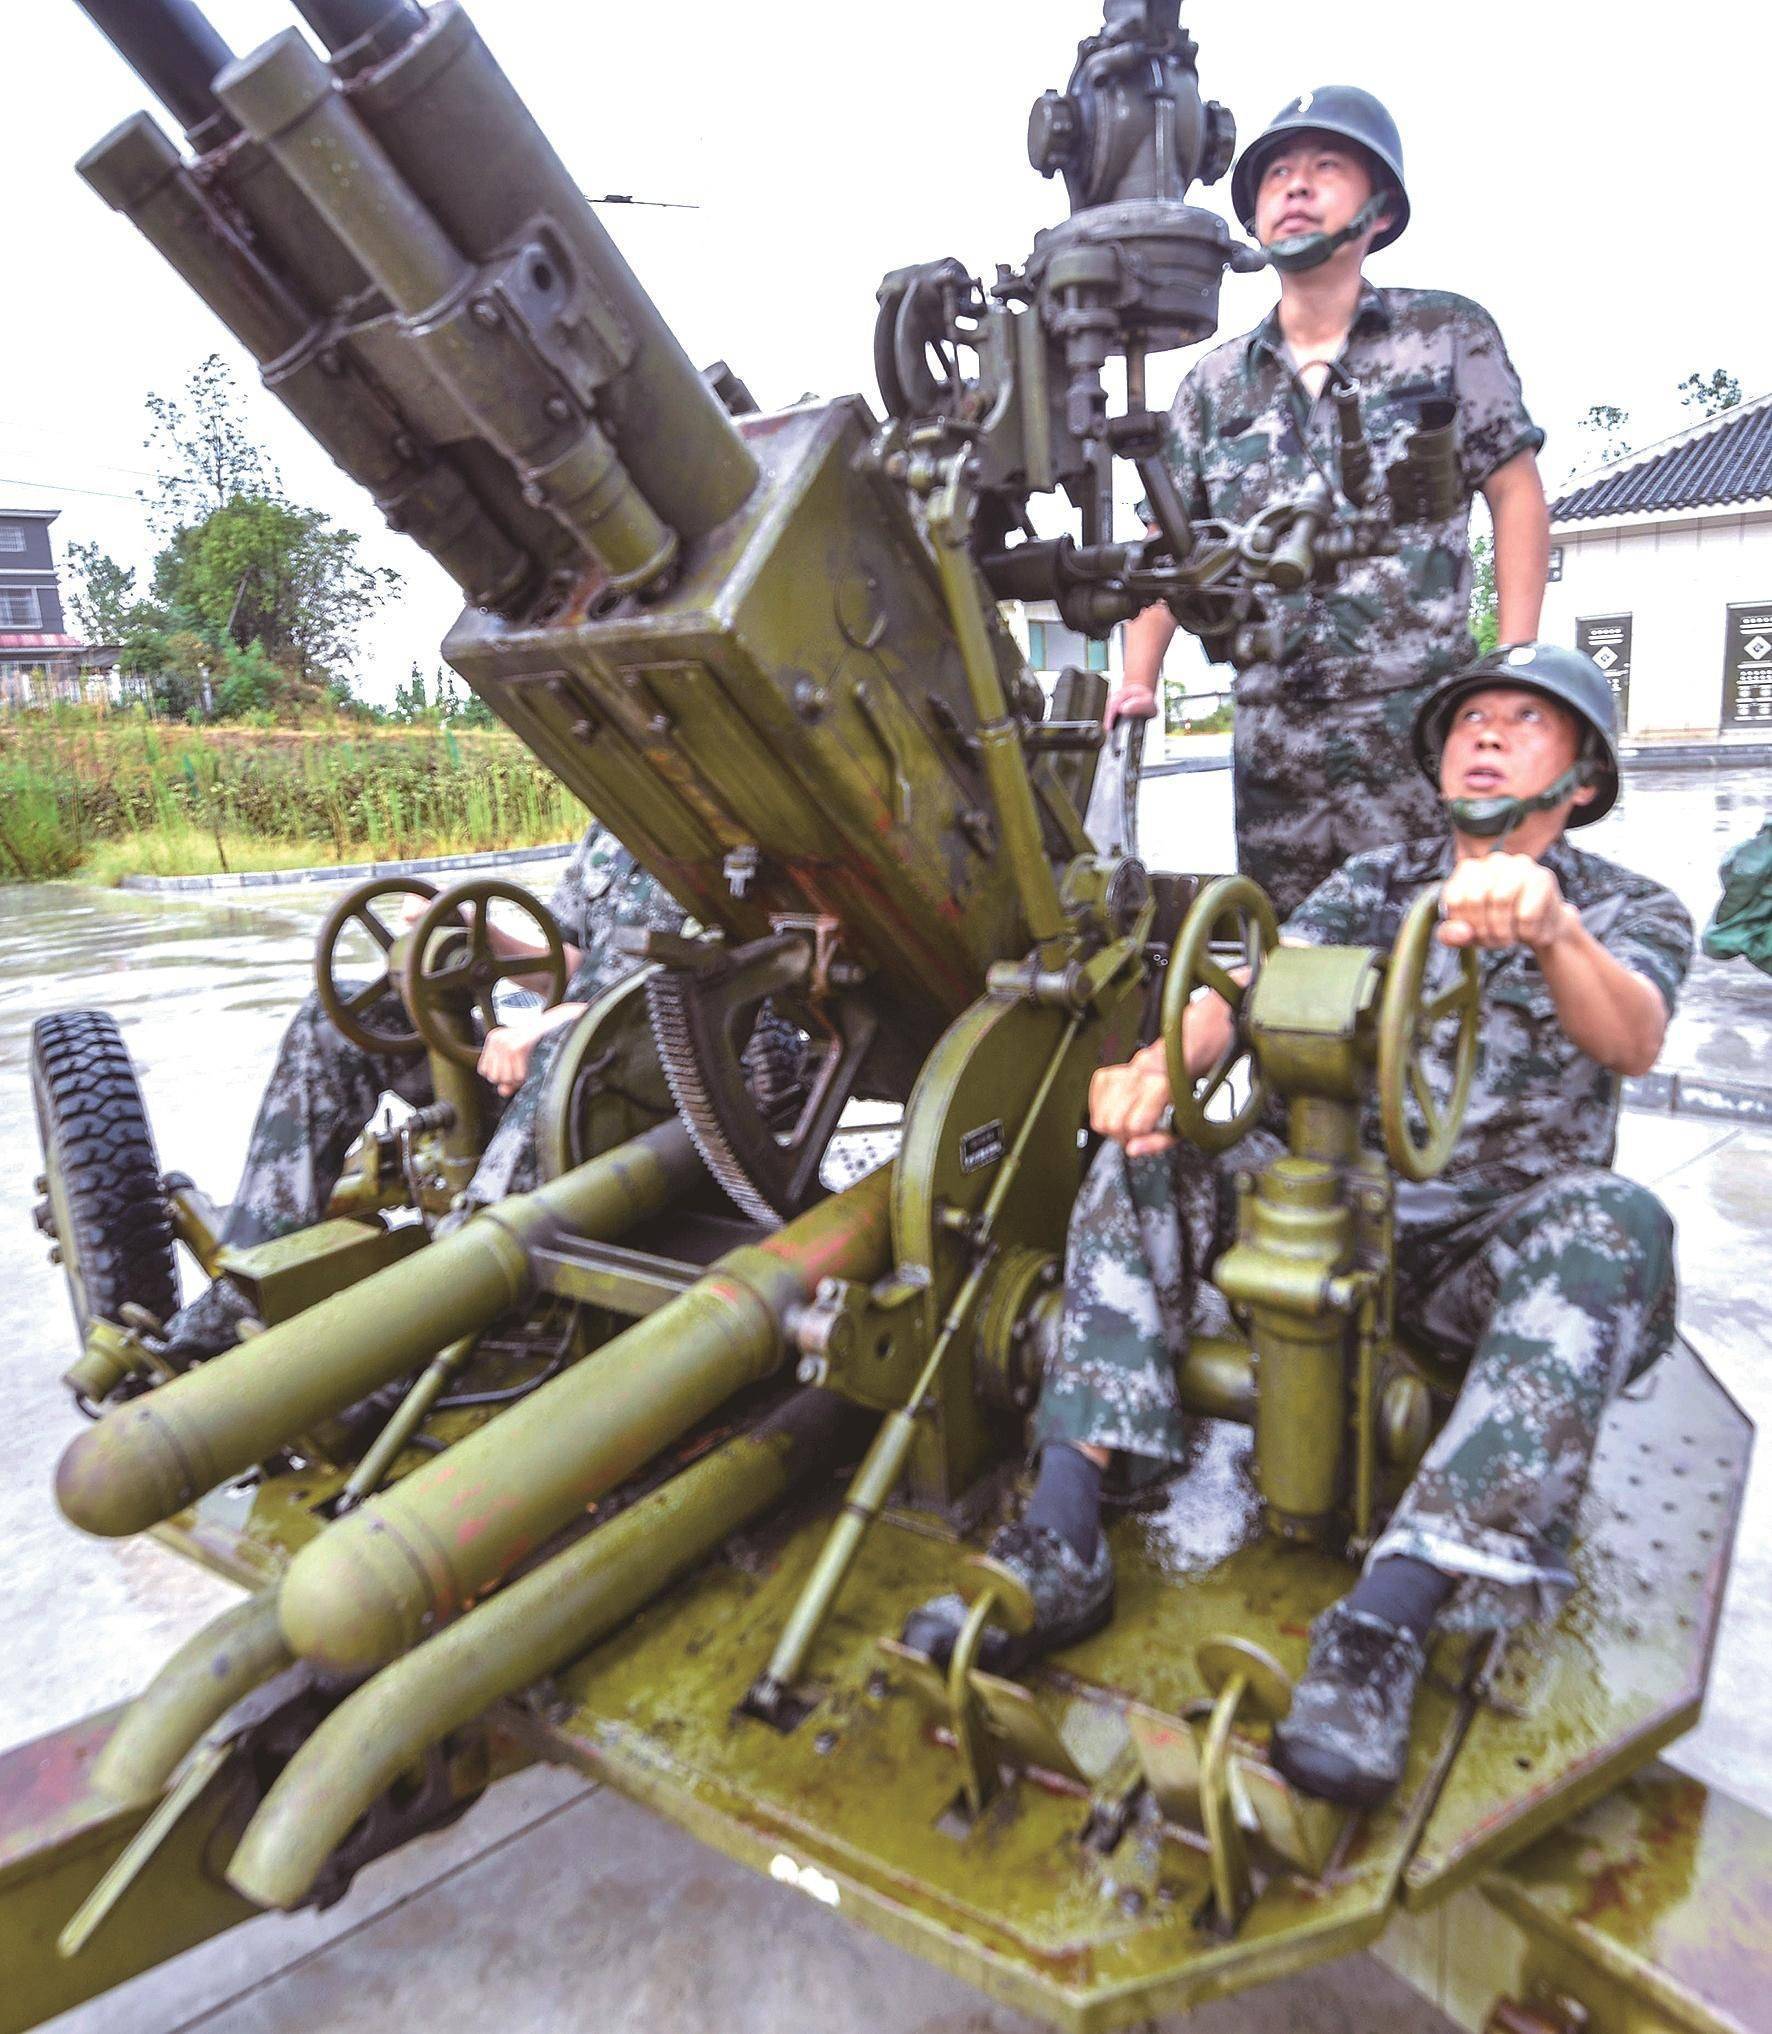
9, 4, 1766, 2030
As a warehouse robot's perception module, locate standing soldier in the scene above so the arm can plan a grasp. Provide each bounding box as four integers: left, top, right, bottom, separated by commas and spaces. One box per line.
1106, 88, 1551, 916
908, 644, 1692, 1806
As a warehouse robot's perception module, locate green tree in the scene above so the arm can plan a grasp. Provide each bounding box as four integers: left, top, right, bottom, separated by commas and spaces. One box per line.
142, 353, 276, 533
64, 541, 138, 645
1678, 368, 1742, 420
1577, 402, 1631, 466
152, 494, 400, 688
1469, 532, 1499, 655
391, 663, 431, 721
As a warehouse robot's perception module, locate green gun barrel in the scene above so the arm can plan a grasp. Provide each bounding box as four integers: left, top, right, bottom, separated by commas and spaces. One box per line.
276, 1165, 895, 1675
55, 1122, 701, 1542
215, 29, 677, 593
346, 0, 759, 545
76, 114, 533, 611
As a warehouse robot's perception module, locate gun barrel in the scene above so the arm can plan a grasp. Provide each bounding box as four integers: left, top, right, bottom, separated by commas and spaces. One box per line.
347, 1, 758, 544
74, 0, 238, 148
291, 0, 427, 68
55, 1122, 702, 1541
275, 1165, 896, 1675
216, 28, 679, 592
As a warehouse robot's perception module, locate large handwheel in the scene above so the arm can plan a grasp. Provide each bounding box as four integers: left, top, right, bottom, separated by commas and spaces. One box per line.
30, 1010, 180, 1343
1161, 876, 1279, 1153
1377, 887, 1481, 1182
315, 877, 440, 1056
403, 880, 568, 1070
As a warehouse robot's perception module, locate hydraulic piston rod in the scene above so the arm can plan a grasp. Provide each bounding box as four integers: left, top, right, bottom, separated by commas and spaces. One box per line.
56, 1121, 702, 1540
276, 1165, 895, 1674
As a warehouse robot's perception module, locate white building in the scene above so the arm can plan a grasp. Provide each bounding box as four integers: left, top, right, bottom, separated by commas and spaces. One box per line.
1541, 394, 1772, 746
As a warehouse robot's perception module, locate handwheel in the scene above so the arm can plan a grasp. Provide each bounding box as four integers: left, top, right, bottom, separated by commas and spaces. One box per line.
1376, 887, 1480, 1182
1161, 876, 1279, 1153
315, 877, 440, 1056
403, 879, 568, 1070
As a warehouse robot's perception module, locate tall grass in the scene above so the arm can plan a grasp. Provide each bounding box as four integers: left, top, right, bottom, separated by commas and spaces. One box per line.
0, 711, 586, 883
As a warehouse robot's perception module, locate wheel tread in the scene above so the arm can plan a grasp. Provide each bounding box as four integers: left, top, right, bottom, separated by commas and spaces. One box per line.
30, 1010, 180, 1335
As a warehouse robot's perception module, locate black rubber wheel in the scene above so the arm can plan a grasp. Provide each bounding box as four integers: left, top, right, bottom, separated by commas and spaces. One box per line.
30, 1010, 180, 1343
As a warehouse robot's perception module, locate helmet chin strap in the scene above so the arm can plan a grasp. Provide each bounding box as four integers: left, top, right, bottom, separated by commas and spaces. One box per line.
1443, 761, 1596, 845
1265, 192, 1390, 274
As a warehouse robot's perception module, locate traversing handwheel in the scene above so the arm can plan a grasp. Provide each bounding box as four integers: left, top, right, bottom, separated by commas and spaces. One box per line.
1161, 876, 1279, 1152
1376, 887, 1480, 1182
403, 880, 568, 1070
315, 877, 440, 1056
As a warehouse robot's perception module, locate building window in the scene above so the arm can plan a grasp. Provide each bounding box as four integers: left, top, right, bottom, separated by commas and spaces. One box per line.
0, 529, 25, 553
0, 588, 42, 626
1027, 618, 1110, 673
1547, 545, 1563, 583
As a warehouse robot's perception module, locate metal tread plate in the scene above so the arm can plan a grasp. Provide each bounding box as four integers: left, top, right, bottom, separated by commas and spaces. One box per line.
1401, 1333, 1754, 1906
526, 1437, 1472, 2034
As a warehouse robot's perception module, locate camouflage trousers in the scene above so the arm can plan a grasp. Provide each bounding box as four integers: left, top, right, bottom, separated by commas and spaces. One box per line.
1035, 1137, 1677, 1632
162, 981, 570, 1345
1233, 684, 1449, 919
208, 980, 575, 1249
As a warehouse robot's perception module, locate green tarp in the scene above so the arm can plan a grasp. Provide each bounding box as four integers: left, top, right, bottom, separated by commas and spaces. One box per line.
1702, 819, 1772, 976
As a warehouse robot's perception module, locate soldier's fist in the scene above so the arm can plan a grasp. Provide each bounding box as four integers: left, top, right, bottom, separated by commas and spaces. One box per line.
1089, 1040, 1175, 1154
1103, 683, 1159, 730
1437, 854, 1575, 954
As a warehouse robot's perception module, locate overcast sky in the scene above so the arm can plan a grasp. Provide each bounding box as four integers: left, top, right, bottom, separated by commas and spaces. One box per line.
3, 0, 1766, 702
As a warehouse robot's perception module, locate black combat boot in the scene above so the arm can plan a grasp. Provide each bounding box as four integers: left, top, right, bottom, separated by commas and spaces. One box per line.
1270, 1601, 1429, 1807
899, 1520, 1115, 1676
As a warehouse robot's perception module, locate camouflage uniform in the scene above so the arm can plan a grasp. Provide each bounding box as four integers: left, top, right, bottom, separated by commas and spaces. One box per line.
163, 826, 680, 1345
1037, 834, 1694, 1632
1164, 285, 1544, 916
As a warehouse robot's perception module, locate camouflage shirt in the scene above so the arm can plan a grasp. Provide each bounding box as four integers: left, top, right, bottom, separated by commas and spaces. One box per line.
1283, 835, 1694, 1223
1165, 284, 1544, 704
546, 821, 683, 1003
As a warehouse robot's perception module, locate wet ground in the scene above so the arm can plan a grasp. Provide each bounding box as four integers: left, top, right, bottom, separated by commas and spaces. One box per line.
3, 768, 1769, 2033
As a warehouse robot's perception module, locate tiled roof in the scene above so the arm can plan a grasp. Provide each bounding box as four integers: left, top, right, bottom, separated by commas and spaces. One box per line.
1551, 394, 1772, 522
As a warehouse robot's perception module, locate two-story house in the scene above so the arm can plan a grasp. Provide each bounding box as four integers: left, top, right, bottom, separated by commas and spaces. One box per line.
0, 507, 118, 704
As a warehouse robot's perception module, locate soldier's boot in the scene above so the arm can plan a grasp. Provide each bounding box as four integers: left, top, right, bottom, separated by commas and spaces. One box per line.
900, 1520, 1115, 1675
1270, 1601, 1428, 1807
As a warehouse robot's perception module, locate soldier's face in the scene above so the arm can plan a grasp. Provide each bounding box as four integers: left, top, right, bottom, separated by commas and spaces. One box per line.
1252, 133, 1385, 247
1440, 687, 1594, 811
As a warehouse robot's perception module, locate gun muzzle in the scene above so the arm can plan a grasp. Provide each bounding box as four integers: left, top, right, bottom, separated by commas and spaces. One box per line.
74, 0, 239, 152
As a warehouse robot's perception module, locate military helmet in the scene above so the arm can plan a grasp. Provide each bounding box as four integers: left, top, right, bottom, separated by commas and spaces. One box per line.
1413, 642, 1622, 829
1230, 86, 1410, 253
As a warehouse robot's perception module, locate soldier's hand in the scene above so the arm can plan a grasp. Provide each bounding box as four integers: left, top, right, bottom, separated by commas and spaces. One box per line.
1090, 1041, 1175, 1155
398, 891, 467, 931
1437, 854, 1576, 954
476, 1001, 585, 1096
1103, 683, 1159, 730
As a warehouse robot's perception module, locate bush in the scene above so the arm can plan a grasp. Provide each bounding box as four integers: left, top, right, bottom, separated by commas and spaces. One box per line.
0, 713, 586, 884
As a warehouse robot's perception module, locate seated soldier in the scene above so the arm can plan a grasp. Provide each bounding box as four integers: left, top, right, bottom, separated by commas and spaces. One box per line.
906, 641, 1692, 1808
156, 821, 683, 1363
